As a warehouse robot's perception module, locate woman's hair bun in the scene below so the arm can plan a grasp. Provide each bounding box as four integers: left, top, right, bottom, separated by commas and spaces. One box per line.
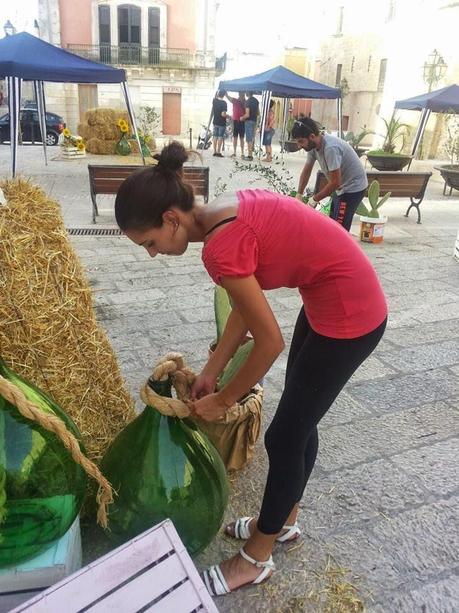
153, 141, 188, 172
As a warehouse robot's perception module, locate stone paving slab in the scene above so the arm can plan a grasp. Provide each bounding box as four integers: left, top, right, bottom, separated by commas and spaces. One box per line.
1, 145, 459, 612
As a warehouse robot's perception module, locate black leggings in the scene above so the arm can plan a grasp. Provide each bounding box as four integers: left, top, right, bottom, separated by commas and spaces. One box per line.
257, 309, 387, 534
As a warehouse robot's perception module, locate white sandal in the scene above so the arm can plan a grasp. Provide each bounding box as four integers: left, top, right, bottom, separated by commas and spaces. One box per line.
226, 516, 301, 542
202, 546, 275, 596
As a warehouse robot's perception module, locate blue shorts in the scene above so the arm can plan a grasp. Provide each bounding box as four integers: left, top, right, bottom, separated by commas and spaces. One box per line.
245, 120, 256, 144
262, 129, 275, 145
213, 125, 225, 138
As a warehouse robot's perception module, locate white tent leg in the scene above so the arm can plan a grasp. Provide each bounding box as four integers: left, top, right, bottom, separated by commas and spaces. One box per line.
259, 90, 271, 160
280, 98, 289, 159
34, 80, 48, 166
7, 76, 21, 178
337, 98, 343, 137
121, 81, 145, 164
410, 108, 431, 159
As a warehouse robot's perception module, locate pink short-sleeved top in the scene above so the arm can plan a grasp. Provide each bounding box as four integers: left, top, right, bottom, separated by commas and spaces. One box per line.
202, 189, 387, 339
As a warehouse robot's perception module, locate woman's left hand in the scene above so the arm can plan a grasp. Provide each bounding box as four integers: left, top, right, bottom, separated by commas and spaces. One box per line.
190, 393, 231, 422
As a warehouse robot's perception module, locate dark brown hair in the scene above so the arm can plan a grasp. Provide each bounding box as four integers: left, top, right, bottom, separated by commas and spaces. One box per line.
291, 117, 321, 139
115, 141, 194, 231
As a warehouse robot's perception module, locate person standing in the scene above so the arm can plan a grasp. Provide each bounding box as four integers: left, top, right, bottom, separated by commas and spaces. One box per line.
292, 117, 367, 231
115, 140, 387, 597
212, 90, 228, 157
262, 100, 276, 163
226, 92, 246, 158
240, 91, 259, 161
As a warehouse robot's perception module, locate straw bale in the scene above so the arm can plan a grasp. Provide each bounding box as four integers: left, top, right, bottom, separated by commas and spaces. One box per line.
86, 137, 117, 155
85, 124, 119, 141
85, 107, 117, 126
0, 179, 135, 463
77, 123, 90, 140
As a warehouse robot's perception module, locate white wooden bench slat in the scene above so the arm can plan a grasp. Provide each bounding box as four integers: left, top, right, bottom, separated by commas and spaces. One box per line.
87, 552, 188, 613
145, 579, 203, 613
11, 520, 219, 613
16, 532, 173, 611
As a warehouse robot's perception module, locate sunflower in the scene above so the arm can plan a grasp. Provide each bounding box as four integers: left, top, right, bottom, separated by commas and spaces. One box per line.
63, 128, 71, 138
117, 118, 126, 128
120, 123, 129, 134
77, 141, 85, 151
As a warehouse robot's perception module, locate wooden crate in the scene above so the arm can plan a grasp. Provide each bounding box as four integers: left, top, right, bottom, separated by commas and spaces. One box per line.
62, 147, 86, 159
0, 517, 82, 612
10, 519, 219, 613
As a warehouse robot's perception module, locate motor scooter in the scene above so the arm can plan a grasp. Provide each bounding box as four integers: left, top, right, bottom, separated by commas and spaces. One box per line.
197, 124, 212, 149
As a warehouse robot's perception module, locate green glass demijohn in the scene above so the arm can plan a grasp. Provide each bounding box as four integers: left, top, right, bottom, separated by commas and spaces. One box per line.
0, 358, 87, 567
115, 134, 132, 156
100, 376, 229, 555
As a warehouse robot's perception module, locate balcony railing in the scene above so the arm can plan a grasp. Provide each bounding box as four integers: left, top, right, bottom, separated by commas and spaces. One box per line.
67, 44, 220, 71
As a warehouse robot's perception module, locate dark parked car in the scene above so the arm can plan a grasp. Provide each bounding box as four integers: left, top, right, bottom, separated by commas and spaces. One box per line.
0, 109, 66, 146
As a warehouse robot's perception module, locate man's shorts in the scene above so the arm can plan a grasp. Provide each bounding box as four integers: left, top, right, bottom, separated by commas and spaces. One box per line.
233, 120, 245, 138
213, 125, 225, 138
245, 120, 256, 144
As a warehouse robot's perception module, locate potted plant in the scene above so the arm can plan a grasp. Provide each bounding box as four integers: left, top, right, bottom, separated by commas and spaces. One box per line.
367, 115, 412, 171
357, 180, 391, 243
343, 126, 373, 157
434, 113, 459, 192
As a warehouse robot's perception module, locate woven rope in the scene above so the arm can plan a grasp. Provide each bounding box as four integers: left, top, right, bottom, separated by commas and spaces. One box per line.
140, 352, 196, 418
0, 375, 113, 528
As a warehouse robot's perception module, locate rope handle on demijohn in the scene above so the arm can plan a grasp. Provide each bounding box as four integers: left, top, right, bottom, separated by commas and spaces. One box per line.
140, 352, 196, 418
140, 351, 261, 420
0, 375, 113, 528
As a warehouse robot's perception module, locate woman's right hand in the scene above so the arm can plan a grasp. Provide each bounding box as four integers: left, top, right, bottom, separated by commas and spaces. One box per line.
191, 371, 218, 400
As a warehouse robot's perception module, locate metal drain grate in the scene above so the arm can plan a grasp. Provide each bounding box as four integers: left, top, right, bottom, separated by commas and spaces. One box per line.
67, 228, 122, 236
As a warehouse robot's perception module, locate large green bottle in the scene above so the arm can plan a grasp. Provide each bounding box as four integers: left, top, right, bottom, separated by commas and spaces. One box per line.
100, 377, 229, 555
0, 358, 87, 567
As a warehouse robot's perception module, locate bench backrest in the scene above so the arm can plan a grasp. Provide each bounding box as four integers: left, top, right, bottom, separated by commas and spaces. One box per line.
88, 164, 210, 201
314, 170, 432, 199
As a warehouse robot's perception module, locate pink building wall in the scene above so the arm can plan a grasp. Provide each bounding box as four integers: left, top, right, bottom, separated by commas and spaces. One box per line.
59, 0, 92, 47
167, 0, 196, 52
58, 0, 197, 51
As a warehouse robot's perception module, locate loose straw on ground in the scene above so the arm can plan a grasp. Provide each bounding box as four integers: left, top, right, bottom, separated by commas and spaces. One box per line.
0, 374, 113, 527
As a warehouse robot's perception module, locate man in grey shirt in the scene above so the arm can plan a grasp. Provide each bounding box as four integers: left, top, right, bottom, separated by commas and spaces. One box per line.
292, 118, 368, 231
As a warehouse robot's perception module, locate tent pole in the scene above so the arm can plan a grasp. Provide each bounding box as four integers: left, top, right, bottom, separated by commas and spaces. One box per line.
7, 76, 21, 178
121, 82, 145, 164
409, 108, 431, 166
259, 91, 270, 161
34, 80, 48, 166
337, 98, 343, 137
281, 98, 289, 159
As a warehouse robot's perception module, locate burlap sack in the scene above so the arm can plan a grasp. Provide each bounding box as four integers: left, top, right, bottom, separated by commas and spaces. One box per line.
193, 386, 262, 472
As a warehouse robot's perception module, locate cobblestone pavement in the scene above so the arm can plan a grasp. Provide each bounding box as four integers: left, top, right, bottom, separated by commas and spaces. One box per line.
1, 145, 458, 612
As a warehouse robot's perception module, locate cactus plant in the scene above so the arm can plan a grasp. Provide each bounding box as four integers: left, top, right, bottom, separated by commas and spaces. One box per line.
356, 180, 391, 218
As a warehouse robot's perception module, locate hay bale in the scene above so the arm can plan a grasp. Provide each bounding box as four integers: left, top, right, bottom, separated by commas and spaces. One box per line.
86, 137, 117, 155
85, 108, 117, 126
77, 123, 90, 140
85, 124, 119, 141
0, 179, 136, 462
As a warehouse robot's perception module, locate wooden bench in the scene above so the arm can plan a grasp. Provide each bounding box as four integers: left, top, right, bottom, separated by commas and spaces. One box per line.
314, 170, 432, 224
88, 164, 210, 223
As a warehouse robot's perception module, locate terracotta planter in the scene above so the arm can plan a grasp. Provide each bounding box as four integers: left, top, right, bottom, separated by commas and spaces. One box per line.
359, 215, 388, 244
367, 153, 412, 171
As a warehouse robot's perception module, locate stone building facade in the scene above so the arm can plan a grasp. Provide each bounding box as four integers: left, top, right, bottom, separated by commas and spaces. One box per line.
38, 0, 224, 140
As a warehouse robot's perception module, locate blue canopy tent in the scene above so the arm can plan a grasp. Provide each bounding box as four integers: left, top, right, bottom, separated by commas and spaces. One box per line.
218, 65, 342, 156
394, 84, 459, 159
0, 31, 144, 177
